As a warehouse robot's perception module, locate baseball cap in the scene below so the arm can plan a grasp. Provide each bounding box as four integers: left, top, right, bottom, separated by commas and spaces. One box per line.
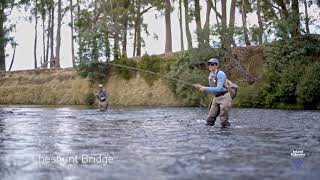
207, 58, 219, 65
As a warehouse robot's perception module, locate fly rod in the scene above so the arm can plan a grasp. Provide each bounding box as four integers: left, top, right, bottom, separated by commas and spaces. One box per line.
107, 63, 195, 87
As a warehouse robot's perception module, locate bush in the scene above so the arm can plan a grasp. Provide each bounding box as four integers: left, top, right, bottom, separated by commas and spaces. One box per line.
258, 35, 320, 108
166, 48, 223, 106
113, 57, 138, 80
234, 82, 267, 108
77, 61, 110, 81
84, 92, 95, 105
296, 63, 320, 108
138, 55, 161, 85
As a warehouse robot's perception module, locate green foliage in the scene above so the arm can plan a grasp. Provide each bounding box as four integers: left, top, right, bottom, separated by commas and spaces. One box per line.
77, 61, 110, 81
113, 57, 138, 80
138, 55, 162, 86
167, 48, 224, 106
237, 35, 320, 109
84, 92, 95, 106
296, 63, 320, 108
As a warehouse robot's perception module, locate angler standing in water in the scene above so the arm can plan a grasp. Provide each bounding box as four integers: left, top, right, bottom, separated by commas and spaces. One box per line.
194, 58, 232, 128
96, 84, 108, 110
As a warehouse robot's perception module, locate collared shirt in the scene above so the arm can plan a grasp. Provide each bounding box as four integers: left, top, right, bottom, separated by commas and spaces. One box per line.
204, 69, 227, 94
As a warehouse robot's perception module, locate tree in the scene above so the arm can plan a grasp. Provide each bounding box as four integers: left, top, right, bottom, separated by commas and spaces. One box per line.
194, 0, 203, 47
121, 0, 130, 58
256, 0, 263, 44
291, 0, 300, 36
33, 0, 38, 69
184, 0, 192, 49
49, 1, 55, 68
0, 0, 30, 71
70, 0, 75, 67
303, 0, 310, 34
239, 0, 251, 45
203, 0, 212, 47
55, 0, 62, 68
178, 0, 184, 51
164, 0, 172, 53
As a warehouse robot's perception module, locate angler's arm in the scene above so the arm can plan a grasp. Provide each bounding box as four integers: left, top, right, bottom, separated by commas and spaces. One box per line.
203, 74, 225, 94
194, 72, 225, 94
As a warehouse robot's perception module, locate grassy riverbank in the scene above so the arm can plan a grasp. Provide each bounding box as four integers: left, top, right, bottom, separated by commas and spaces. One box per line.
1, 37, 319, 109
0, 68, 181, 106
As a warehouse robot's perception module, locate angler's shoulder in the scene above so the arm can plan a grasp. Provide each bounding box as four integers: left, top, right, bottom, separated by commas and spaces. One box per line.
217, 70, 226, 78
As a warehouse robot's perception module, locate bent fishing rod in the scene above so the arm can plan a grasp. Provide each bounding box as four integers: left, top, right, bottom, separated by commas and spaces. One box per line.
106, 63, 196, 87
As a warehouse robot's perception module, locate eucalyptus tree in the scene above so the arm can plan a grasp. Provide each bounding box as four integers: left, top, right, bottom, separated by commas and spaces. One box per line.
0, 0, 30, 71
184, 0, 193, 49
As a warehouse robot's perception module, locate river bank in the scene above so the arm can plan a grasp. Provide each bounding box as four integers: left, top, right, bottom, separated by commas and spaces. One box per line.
0, 68, 182, 106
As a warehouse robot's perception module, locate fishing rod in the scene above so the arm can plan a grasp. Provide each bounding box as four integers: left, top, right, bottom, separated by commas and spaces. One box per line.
106, 62, 195, 87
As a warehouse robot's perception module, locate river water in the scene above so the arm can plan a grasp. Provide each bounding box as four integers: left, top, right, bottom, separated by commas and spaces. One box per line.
0, 106, 319, 180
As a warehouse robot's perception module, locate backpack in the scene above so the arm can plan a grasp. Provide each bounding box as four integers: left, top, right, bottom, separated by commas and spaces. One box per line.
215, 70, 238, 99
226, 79, 238, 99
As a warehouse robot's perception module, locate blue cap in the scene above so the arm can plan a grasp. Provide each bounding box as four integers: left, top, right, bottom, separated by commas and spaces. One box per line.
207, 58, 219, 65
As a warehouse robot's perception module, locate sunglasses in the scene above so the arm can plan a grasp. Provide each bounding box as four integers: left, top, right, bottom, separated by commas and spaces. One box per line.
207, 63, 217, 66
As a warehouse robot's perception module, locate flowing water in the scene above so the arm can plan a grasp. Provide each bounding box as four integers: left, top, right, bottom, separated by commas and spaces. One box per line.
0, 106, 319, 180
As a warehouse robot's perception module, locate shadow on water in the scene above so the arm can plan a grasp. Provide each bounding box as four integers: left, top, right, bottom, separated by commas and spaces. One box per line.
0, 106, 319, 180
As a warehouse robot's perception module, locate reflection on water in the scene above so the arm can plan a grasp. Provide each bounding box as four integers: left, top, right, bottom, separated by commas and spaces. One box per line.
0, 106, 319, 180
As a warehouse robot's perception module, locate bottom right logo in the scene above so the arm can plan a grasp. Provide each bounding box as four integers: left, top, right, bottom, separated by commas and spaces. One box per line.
290, 150, 305, 169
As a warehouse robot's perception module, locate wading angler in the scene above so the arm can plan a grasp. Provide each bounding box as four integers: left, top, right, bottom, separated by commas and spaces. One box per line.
194, 58, 238, 128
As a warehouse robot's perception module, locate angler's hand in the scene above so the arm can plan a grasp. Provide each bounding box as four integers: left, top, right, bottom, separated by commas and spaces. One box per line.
193, 84, 205, 92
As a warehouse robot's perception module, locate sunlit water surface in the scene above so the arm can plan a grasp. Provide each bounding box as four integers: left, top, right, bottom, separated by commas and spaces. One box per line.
0, 106, 319, 180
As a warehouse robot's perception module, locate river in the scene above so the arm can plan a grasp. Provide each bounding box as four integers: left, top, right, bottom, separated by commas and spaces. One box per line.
0, 106, 319, 180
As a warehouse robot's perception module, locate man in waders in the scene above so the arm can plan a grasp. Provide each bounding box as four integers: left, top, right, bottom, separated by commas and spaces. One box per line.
194, 58, 232, 128
96, 84, 108, 110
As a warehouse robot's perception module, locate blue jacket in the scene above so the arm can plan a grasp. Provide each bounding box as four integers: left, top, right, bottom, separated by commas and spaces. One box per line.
204, 70, 226, 94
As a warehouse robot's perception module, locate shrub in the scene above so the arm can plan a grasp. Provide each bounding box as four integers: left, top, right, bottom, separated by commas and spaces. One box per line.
77, 61, 110, 81
138, 54, 162, 86
84, 92, 95, 105
260, 35, 320, 108
296, 63, 320, 109
113, 57, 138, 80
166, 48, 223, 106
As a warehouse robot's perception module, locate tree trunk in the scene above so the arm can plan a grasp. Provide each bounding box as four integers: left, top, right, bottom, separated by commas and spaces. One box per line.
92, 0, 99, 61
183, 0, 192, 49
0, 8, 5, 71
303, 0, 310, 34
55, 0, 61, 68
228, 0, 236, 47
70, 0, 75, 67
211, 0, 221, 34
136, 17, 141, 56
8, 44, 16, 71
179, 0, 184, 51
164, 0, 172, 53
194, 0, 202, 47
114, 29, 120, 59
133, 0, 141, 57
256, 0, 263, 44
76, 0, 83, 63
133, 24, 136, 57
104, 30, 110, 61
241, 0, 250, 46
45, 10, 50, 68
221, 0, 227, 49
202, 0, 211, 47
42, 14, 46, 67
50, 3, 55, 68
292, 0, 300, 37
136, 0, 142, 57
122, 0, 129, 57
34, 0, 38, 69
